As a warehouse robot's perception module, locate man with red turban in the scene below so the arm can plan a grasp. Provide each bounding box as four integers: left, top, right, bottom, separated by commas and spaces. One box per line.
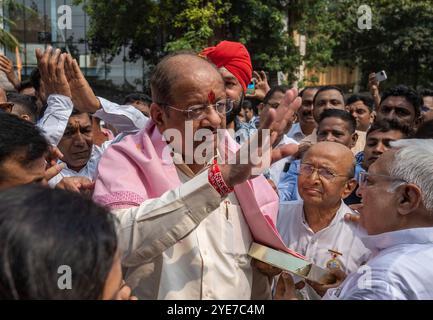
200, 41, 252, 129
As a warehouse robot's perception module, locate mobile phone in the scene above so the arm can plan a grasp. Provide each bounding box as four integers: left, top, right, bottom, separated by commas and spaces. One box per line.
375, 70, 387, 82
246, 80, 255, 95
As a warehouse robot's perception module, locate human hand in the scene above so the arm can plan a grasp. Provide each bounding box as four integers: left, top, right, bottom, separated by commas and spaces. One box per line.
246, 71, 271, 101
220, 89, 300, 187
252, 258, 282, 278
35, 47, 71, 98
0, 54, 20, 89
55, 176, 95, 198
64, 54, 100, 113
305, 268, 347, 297
344, 203, 362, 224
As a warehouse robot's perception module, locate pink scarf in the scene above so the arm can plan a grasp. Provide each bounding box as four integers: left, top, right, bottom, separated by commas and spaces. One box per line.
93, 120, 304, 257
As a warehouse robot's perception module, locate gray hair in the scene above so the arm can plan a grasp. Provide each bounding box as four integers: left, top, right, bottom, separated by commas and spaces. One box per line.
389, 139, 433, 211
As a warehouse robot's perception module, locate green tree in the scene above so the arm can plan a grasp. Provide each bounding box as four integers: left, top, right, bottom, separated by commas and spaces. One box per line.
76, 0, 305, 82
333, 0, 433, 89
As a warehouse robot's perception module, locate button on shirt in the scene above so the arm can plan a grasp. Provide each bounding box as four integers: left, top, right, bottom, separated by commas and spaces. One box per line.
277, 200, 371, 299
324, 227, 433, 300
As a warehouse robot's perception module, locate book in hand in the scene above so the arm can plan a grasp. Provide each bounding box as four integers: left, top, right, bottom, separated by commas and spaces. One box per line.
248, 242, 336, 285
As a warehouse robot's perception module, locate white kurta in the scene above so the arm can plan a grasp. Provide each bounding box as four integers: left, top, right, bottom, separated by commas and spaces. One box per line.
324, 227, 433, 300
113, 169, 271, 300
277, 200, 371, 299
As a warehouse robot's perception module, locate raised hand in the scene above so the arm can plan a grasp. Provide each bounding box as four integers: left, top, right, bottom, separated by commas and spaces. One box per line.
0, 54, 20, 90
35, 47, 71, 98
219, 89, 301, 188
64, 54, 101, 113
368, 72, 381, 109
246, 71, 271, 101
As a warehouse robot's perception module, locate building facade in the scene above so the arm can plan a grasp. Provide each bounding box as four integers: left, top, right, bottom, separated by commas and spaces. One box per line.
1, 0, 148, 101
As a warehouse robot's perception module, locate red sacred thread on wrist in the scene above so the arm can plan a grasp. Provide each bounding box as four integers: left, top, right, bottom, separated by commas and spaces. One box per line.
208, 159, 234, 197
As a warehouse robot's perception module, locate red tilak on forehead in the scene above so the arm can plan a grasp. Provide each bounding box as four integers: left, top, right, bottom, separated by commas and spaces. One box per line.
208, 90, 216, 104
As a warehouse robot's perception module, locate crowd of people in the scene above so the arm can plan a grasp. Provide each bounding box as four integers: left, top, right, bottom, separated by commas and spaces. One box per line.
0, 39, 433, 300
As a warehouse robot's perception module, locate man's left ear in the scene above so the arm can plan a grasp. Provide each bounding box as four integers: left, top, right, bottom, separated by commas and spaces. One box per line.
342, 178, 358, 199
370, 111, 376, 123
350, 132, 359, 149
396, 184, 423, 216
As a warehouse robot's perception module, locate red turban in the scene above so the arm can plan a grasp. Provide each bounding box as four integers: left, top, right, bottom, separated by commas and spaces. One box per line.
200, 40, 252, 93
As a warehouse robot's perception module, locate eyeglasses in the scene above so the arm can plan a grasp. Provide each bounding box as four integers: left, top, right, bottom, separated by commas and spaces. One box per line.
299, 163, 347, 181
358, 171, 408, 189
158, 99, 234, 121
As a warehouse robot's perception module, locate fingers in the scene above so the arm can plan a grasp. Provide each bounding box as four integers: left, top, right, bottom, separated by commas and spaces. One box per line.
0, 55, 12, 69
71, 58, 84, 79
48, 48, 61, 78
252, 259, 282, 277
253, 70, 261, 81
37, 46, 52, 78
260, 70, 267, 81
344, 213, 360, 223
64, 54, 74, 81
44, 163, 66, 181
275, 272, 298, 300
271, 143, 299, 164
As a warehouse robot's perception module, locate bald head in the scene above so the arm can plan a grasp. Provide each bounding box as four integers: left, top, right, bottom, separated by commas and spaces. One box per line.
304, 142, 355, 178
150, 53, 222, 105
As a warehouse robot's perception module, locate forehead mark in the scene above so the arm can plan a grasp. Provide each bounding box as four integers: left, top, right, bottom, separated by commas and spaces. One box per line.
208, 90, 216, 104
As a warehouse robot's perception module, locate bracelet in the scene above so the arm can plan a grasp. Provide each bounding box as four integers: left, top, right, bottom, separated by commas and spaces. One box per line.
208, 159, 234, 197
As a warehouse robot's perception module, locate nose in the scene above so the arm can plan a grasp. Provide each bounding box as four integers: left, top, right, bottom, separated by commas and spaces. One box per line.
202, 105, 222, 129
384, 109, 396, 120
73, 131, 86, 147
373, 141, 386, 155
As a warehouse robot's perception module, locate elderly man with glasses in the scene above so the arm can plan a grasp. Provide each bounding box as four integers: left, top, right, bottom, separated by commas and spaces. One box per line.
93, 52, 301, 300
277, 139, 433, 300
277, 141, 371, 300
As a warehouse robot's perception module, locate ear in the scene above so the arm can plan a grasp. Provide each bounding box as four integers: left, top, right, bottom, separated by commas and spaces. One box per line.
150, 103, 167, 132
21, 114, 31, 122
396, 184, 423, 216
370, 111, 376, 123
350, 132, 359, 149
341, 178, 357, 199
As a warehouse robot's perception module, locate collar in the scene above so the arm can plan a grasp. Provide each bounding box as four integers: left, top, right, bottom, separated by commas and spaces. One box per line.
361, 227, 433, 252
172, 152, 216, 179
300, 200, 349, 232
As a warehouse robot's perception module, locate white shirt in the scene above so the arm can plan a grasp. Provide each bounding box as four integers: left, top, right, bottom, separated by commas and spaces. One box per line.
268, 135, 298, 184
37, 95, 74, 146
113, 168, 271, 300
324, 227, 433, 300
45, 95, 148, 187
277, 200, 371, 299
286, 122, 306, 142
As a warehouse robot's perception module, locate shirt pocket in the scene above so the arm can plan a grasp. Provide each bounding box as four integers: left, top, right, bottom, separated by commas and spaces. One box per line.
220, 200, 253, 262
